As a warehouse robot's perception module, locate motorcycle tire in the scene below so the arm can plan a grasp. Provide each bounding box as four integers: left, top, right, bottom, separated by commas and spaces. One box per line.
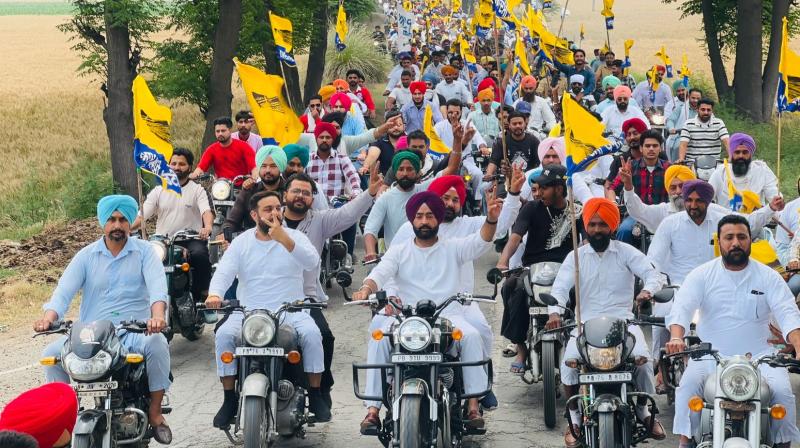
399, 395, 425, 448
181, 323, 205, 341
598, 412, 617, 448
244, 395, 269, 448
542, 341, 558, 429
437, 396, 453, 448
71, 434, 93, 448
209, 223, 223, 265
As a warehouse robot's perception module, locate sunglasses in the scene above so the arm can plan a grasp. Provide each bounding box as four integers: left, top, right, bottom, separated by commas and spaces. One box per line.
309, 104, 322, 108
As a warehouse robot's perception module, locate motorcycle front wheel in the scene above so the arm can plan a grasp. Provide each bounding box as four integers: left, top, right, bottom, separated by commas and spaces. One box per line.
598, 412, 617, 448
399, 395, 425, 448
71, 434, 93, 448
244, 396, 269, 448
542, 341, 557, 428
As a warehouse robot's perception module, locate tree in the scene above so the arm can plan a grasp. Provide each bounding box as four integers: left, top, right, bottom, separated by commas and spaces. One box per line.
304, 0, 330, 102
662, 0, 799, 122
59, 0, 163, 195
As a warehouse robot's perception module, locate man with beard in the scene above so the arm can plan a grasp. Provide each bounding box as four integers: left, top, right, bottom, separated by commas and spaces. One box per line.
664, 80, 687, 122
133, 148, 214, 301
299, 112, 402, 157
666, 88, 701, 161
497, 165, 578, 373
206, 191, 332, 427
667, 214, 800, 448
604, 117, 647, 197
593, 50, 615, 94
549, 198, 666, 446
632, 65, 673, 110
435, 65, 473, 109
484, 111, 540, 180
191, 117, 256, 181
468, 88, 501, 148
385, 70, 413, 112
436, 99, 488, 197
595, 75, 641, 114
601, 85, 649, 135
512, 75, 556, 137
401, 81, 443, 133
677, 98, 730, 162
231, 110, 261, 151
282, 143, 329, 210
362, 110, 405, 176
553, 48, 595, 96
353, 191, 503, 432
36, 195, 172, 444
347, 69, 376, 122
422, 49, 447, 85
708, 132, 780, 208
222, 145, 288, 238
567, 74, 597, 110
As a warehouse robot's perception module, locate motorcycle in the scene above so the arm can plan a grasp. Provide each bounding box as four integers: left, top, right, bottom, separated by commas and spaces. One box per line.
36, 320, 172, 448
348, 291, 495, 448
538, 292, 671, 448
486, 263, 570, 428
630, 222, 653, 254
198, 299, 327, 447
646, 106, 666, 134
666, 342, 800, 448
197, 173, 249, 263
148, 230, 207, 341
320, 195, 355, 295
684, 156, 721, 182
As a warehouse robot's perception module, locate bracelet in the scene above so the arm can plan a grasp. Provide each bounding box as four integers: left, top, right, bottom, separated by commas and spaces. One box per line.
507, 190, 520, 196
669, 338, 683, 342
360, 283, 375, 294
486, 219, 498, 225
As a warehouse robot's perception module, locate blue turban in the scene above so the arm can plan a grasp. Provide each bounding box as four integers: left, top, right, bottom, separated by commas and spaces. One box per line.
255, 145, 288, 172
282, 143, 310, 168
527, 168, 543, 186
97, 195, 138, 227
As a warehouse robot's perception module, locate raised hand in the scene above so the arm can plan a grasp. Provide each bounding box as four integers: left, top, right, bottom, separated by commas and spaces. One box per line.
368, 162, 384, 196
620, 159, 633, 190
509, 165, 525, 195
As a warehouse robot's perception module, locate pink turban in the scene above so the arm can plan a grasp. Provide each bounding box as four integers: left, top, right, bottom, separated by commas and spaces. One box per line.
329, 92, 352, 110
537, 137, 566, 165
613, 85, 632, 100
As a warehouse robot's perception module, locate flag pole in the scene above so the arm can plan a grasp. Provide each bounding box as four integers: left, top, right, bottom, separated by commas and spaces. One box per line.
493, 17, 509, 167
777, 111, 783, 183
567, 183, 582, 332
557, 0, 570, 39
277, 60, 295, 112
136, 167, 148, 241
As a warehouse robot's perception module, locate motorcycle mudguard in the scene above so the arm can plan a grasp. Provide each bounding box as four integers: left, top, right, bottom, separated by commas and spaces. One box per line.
399, 378, 428, 396
73, 409, 108, 435
594, 395, 622, 413
241, 373, 270, 398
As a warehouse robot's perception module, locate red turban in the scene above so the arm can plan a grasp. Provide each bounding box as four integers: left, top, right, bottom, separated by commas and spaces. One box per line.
622, 118, 647, 135
314, 121, 338, 139
428, 175, 467, 206
329, 92, 352, 110
409, 81, 427, 94
656, 65, 666, 73
582, 197, 621, 231
406, 191, 446, 223
0, 383, 78, 448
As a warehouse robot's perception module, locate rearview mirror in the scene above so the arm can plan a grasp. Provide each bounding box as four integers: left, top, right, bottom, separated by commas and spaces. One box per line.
653, 287, 676, 303
486, 268, 503, 285
538, 293, 559, 306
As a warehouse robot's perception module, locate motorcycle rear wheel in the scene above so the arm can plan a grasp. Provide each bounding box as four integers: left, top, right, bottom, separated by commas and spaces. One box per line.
244, 396, 269, 448
399, 395, 425, 448
542, 341, 558, 428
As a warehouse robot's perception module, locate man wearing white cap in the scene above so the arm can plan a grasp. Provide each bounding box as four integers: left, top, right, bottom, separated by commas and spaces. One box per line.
568, 74, 597, 111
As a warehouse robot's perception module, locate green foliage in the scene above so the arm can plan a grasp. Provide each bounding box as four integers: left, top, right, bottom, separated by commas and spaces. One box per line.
325, 22, 392, 83
330, 0, 376, 22
0, 2, 74, 15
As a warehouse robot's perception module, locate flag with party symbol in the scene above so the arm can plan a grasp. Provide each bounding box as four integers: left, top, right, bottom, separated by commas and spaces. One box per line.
132, 75, 181, 195
335, 3, 348, 51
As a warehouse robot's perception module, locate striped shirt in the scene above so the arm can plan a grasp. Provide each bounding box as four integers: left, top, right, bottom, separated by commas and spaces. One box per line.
308, 150, 363, 199
679, 116, 729, 160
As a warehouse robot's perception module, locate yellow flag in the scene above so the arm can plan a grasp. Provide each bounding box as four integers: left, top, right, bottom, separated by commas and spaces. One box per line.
778, 16, 800, 112
549, 122, 562, 138
655, 45, 674, 78
269, 11, 296, 66
562, 94, 610, 173
624, 39, 634, 56
525, 5, 574, 65
234, 58, 302, 147
335, 4, 348, 51
132, 75, 181, 195
474, 0, 493, 29
579, 23, 585, 40
601, 0, 614, 17
424, 104, 450, 158
514, 31, 531, 76
451, 0, 461, 12
647, 65, 661, 91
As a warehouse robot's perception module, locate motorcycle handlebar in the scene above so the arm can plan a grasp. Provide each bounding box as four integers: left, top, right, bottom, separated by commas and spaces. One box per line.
32, 320, 73, 337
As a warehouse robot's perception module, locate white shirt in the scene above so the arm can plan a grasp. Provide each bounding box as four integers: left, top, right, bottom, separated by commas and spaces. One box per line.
389, 86, 412, 109
142, 181, 211, 236
367, 233, 492, 308
208, 228, 319, 311
668, 258, 800, 357
385, 64, 421, 92
601, 104, 649, 136
776, 197, 800, 248
434, 119, 486, 149
435, 79, 473, 105
707, 160, 780, 208
549, 240, 663, 321
232, 132, 263, 151
623, 188, 734, 234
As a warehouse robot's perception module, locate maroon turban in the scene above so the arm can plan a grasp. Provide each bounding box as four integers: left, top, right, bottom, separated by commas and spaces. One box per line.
313, 121, 337, 139
622, 118, 647, 135
0, 383, 78, 448
405, 191, 446, 223
681, 179, 714, 203
428, 175, 467, 206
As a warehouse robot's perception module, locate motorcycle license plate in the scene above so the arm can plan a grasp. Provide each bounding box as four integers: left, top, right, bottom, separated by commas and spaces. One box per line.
529, 307, 550, 315
74, 381, 118, 395
579, 372, 632, 384
216, 200, 235, 207
164, 265, 174, 273
235, 347, 284, 357
391, 353, 443, 364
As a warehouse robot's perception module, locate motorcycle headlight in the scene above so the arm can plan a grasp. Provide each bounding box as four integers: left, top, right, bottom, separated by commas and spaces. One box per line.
242, 314, 276, 347
397, 318, 432, 352
63, 350, 113, 381
149, 241, 167, 262
719, 363, 758, 401
211, 180, 232, 201
586, 344, 623, 371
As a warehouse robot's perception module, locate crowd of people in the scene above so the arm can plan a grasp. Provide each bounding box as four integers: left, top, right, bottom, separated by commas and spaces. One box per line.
2, 4, 800, 448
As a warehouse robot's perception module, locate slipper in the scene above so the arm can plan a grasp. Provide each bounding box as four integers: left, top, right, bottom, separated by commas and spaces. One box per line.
510, 361, 526, 375
502, 343, 517, 357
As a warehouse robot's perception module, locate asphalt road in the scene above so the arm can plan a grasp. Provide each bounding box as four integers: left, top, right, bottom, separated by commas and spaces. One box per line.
1, 251, 799, 447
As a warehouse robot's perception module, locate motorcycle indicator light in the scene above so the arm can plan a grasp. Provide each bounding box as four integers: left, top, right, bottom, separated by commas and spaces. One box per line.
452, 328, 463, 341
372, 329, 384, 341
220, 352, 234, 364
564, 359, 579, 368
126, 354, 144, 364
181, 263, 190, 272
688, 395, 704, 412
770, 404, 787, 420
39, 356, 58, 366
287, 351, 302, 365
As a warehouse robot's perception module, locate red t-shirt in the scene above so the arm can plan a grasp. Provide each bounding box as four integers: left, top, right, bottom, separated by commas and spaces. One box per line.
197, 139, 256, 179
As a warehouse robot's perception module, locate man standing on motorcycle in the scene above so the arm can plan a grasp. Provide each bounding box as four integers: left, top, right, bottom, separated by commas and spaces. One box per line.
190, 117, 256, 181
352, 190, 504, 432
206, 191, 331, 427
708, 132, 780, 208
133, 148, 214, 301
666, 214, 800, 448
35, 195, 173, 444
548, 197, 666, 446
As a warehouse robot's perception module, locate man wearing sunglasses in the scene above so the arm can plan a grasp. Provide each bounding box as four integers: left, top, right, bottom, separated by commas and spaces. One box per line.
301, 95, 325, 134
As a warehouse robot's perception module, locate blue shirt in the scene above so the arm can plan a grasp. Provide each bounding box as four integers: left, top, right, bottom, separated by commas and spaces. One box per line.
43, 237, 168, 324
553, 60, 595, 95
401, 100, 443, 134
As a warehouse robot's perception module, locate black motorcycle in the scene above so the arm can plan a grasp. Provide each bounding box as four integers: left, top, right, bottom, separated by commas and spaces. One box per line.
198, 299, 326, 447
320, 195, 355, 294
348, 291, 495, 448
36, 320, 171, 448
539, 292, 670, 448
148, 229, 206, 341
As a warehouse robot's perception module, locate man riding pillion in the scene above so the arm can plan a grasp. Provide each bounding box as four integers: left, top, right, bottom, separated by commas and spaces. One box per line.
547, 198, 666, 446
353, 191, 504, 433
205, 191, 331, 427
666, 214, 800, 448
35, 195, 173, 444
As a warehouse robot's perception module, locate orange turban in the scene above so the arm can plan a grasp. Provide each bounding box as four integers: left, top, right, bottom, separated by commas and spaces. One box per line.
582, 197, 621, 231
318, 85, 336, 102
332, 79, 349, 90
521, 75, 538, 89
441, 65, 459, 76
477, 88, 494, 101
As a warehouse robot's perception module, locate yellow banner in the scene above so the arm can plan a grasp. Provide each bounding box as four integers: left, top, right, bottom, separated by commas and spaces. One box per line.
132, 75, 180, 195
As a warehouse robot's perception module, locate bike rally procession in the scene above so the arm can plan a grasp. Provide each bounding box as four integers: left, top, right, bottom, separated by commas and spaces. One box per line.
4, 0, 800, 447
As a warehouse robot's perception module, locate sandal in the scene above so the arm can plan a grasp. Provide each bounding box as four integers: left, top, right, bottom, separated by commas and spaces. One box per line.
510, 360, 526, 375
502, 343, 518, 357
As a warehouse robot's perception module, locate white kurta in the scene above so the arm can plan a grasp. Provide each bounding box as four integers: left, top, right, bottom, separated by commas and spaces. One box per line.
707, 160, 780, 208
601, 105, 649, 136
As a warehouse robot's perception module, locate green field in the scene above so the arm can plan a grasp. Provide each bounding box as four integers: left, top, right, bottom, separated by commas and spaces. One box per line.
0, 2, 72, 15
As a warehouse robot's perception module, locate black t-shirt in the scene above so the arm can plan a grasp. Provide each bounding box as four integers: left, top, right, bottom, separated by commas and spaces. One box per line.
490, 131, 540, 171
512, 200, 578, 267
371, 137, 397, 176
284, 217, 302, 229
